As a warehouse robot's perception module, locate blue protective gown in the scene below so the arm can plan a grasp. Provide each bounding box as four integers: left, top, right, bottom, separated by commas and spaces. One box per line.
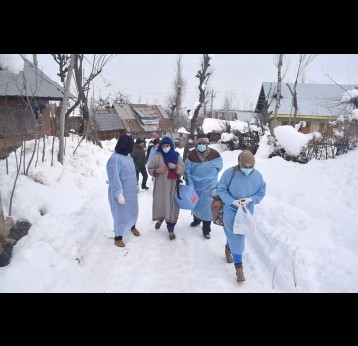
185, 156, 223, 221
106, 152, 138, 237
217, 167, 266, 254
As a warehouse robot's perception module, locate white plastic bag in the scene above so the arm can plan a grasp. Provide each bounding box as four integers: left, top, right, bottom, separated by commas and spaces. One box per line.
233, 204, 256, 235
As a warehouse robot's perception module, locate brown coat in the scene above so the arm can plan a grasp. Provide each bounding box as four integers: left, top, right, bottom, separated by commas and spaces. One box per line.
147, 152, 185, 222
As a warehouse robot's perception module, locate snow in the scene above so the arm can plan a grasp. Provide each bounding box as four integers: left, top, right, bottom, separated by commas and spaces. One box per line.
202, 118, 250, 133
1, 135, 358, 292
341, 89, 358, 102
274, 125, 312, 156
177, 127, 190, 134
0, 54, 24, 74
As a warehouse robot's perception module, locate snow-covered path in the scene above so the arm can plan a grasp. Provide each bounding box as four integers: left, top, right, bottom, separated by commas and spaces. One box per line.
1, 138, 357, 292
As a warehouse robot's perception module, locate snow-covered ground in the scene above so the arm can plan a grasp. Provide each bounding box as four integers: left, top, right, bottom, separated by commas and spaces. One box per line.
0, 134, 357, 292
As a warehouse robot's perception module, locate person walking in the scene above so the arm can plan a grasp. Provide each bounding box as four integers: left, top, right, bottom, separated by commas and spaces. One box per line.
147, 136, 184, 240
106, 134, 140, 248
185, 134, 223, 239
147, 132, 159, 160
217, 150, 266, 282
183, 134, 195, 162
131, 137, 149, 190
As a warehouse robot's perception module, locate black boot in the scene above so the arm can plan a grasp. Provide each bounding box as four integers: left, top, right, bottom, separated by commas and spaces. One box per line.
190, 216, 201, 227
202, 220, 211, 239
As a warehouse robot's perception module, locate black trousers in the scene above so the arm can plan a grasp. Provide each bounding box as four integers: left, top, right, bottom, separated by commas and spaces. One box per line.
136, 166, 148, 188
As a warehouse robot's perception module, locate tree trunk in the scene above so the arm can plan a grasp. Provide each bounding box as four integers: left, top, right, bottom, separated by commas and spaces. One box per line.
273, 54, 283, 127
58, 54, 75, 164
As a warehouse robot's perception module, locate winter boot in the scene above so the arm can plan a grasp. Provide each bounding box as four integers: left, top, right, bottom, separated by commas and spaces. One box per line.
155, 220, 163, 229
225, 247, 233, 263
114, 239, 125, 247
235, 263, 245, 282
131, 227, 140, 236
190, 216, 201, 227
169, 232, 176, 240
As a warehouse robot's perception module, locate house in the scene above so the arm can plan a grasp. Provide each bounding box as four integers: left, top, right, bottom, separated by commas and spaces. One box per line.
207, 109, 255, 122
88, 107, 125, 141
255, 82, 358, 133
0, 55, 68, 157
111, 103, 173, 139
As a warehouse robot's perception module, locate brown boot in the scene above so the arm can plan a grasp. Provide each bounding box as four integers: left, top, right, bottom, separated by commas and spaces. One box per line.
235, 263, 245, 282
131, 227, 140, 236
114, 239, 125, 247
225, 247, 233, 263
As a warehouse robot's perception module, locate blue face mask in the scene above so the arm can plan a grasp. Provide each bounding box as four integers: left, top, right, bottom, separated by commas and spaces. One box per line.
197, 144, 207, 153
241, 168, 253, 176
162, 147, 170, 153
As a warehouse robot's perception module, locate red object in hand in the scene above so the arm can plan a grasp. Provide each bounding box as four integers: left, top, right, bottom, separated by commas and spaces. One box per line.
167, 171, 177, 179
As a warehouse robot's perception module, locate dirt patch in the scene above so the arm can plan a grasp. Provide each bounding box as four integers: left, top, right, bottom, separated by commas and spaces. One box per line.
0, 220, 32, 267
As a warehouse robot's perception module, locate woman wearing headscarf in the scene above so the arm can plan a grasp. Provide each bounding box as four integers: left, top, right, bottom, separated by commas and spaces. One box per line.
185, 133, 223, 239
106, 134, 140, 247
147, 136, 185, 240
217, 150, 266, 282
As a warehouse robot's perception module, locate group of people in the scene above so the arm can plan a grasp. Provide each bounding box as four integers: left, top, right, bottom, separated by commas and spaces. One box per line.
106, 133, 266, 283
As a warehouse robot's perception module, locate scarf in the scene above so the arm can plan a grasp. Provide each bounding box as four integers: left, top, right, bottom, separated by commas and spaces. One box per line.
196, 147, 211, 162
115, 134, 134, 155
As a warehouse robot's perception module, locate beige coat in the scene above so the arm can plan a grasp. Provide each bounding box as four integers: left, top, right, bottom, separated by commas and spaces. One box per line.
147, 152, 185, 222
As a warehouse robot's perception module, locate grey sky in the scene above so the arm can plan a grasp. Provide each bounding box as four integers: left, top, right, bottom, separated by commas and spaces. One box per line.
34, 54, 358, 111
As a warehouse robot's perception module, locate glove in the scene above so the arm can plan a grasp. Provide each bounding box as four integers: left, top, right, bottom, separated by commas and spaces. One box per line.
239, 197, 252, 206
232, 200, 242, 208
118, 194, 125, 205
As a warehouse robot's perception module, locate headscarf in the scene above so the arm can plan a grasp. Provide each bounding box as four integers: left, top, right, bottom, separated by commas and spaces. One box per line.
157, 136, 179, 169
115, 134, 134, 156
238, 150, 255, 168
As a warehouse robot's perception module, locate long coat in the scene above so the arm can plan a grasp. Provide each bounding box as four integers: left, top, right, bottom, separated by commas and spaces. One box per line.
185, 149, 223, 221
147, 152, 184, 222
106, 152, 138, 237
217, 166, 266, 254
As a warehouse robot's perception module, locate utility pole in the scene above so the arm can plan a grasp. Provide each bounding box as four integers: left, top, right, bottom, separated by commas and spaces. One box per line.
32, 54, 38, 66
209, 89, 216, 118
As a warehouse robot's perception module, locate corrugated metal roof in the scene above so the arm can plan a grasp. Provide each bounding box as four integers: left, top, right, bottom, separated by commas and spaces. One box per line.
0, 55, 73, 100
256, 82, 357, 117
112, 103, 173, 133
91, 111, 124, 131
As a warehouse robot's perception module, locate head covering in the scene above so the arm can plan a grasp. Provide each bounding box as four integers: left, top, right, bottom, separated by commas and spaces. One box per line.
115, 134, 134, 156
151, 132, 159, 138
158, 136, 179, 168
136, 137, 145, 144
195, 133, 209, 145
238, 150, 255, 167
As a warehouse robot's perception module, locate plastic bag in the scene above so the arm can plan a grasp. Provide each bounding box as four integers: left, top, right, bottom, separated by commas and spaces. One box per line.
233, 204, 256, 235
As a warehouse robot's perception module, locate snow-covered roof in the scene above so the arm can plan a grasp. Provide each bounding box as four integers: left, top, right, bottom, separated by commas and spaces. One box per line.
0, 55, 71, 100
202, 118, 251, 133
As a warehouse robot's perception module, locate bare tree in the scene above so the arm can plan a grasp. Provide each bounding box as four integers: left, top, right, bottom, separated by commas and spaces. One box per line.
272, 54, 284, 125
58, 54, 75, 164
52, 54, 115, 140
51, 54, 70, 85
288, 54, 317, 125
222, 92, 234, 111
190, 54, 212, 135
166, 55, 187, 129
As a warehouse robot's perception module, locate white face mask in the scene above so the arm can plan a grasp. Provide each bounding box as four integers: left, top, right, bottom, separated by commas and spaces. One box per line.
163, 147, 170, 153
188, 139, 193, 144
